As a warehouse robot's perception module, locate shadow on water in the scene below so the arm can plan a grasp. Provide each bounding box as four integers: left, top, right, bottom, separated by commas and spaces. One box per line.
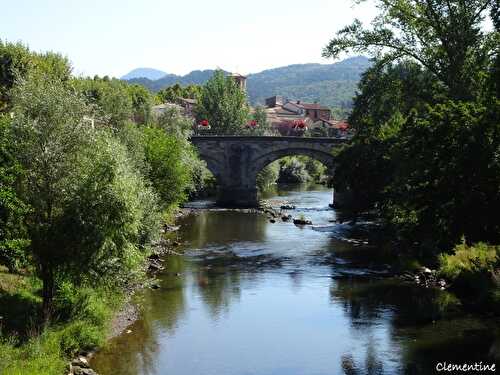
91, 184, 500, 375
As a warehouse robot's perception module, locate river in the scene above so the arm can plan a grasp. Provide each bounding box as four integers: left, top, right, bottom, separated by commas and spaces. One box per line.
91, 184, 499, 375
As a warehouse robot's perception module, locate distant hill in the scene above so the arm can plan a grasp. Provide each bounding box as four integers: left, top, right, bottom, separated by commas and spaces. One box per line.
126, 70, 219, 91
123, 56, 371, 109
121, 68, 168, 80
247, 56, 371, 109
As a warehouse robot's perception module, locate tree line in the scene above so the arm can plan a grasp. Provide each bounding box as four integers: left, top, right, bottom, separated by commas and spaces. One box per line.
324, 0, 499, 307
0, 40, 212, 374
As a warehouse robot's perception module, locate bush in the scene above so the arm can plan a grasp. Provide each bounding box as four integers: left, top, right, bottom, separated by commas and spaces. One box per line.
439, 241, 500, 311
439, 241, 499, 281
142, 126, 195, 208
57, 320, 104, 356
190, 160, 217, 198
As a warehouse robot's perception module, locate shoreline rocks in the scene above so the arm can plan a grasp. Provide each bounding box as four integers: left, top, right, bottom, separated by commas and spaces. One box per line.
398, 267, 448, 290
293, 217, 313, 225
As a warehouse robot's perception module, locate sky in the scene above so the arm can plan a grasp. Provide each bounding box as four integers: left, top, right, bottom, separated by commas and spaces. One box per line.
1, 0, 377, 78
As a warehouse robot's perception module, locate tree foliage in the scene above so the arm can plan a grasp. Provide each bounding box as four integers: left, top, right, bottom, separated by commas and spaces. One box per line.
142, 126, 195, 208
10, 76, 160, 320
323, 0, 499, 100
0, 40, 71, 112
156, 83, 201, 104
0, 115, 29, 271
195, 70, 249, 135
327, 1, 500, 260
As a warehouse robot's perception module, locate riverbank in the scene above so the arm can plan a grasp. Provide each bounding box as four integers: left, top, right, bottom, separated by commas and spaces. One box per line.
89, 184, 500, 374
0, 205, 194, 375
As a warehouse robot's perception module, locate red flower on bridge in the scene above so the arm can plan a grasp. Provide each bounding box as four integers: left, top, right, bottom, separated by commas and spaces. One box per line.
197, 119, 211, 130
293, 119, 306, 129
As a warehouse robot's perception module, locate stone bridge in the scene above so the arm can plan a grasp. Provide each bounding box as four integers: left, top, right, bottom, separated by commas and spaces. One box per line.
190, 136, 348, 207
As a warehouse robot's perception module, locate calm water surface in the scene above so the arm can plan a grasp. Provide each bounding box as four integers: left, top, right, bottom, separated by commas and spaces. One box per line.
91, 184, 500, 375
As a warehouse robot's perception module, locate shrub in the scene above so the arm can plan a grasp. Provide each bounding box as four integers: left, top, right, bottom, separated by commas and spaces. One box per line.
439, 241, 499, 281
142, 126, 195, 208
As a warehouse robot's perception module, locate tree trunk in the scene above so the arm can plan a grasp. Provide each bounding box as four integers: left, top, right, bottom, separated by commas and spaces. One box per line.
41, 266, 54, 324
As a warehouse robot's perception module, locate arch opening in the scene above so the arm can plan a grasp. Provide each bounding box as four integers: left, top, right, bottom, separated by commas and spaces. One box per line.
253, 150, 336, 203
189, 155, 219, 200
250, 148, 336, 187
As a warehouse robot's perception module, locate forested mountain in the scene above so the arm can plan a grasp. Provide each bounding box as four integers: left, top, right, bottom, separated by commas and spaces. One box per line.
121, 67, 168, 80
123, 56, 371, 108
246, 56, 370, 108
125, 70, 219, 91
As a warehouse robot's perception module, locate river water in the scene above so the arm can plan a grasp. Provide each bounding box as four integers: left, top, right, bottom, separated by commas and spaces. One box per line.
91, 184, 499, 375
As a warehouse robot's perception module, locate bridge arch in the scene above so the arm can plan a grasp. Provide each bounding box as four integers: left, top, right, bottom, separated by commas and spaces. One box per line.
248, 147, 336, 184
190, 136, 348, 207
195, 152, 224, 184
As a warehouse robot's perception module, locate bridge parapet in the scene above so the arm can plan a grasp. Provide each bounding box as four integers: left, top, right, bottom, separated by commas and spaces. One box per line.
190, 136, 348, 207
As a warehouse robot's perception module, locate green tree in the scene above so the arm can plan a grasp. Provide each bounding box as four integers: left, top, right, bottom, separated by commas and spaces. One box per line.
142, 126, 195, 208
0, 115, 29, 271
72, 77, 132, 128
384, 100, 500, 254
0, 40, 33, 112
126, 84, 153, 124
11, 76, 160, 321
195, 70, 249, 134
323, 0, 499, 100
332, 61, 436, 214
244, 105, 273, 135
0, 40, 72, 112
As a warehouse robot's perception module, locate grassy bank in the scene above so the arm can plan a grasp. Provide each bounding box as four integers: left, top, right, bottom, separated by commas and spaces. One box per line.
0, 266, 125, 375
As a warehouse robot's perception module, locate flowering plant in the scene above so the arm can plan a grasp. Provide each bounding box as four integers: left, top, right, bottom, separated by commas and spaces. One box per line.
293, 119, 306, 129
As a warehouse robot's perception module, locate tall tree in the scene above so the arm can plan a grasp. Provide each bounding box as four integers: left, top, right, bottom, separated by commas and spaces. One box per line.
0, 115, 29, 272
323, 0, 499, 100
195, 70, 249, 135
0, 40, 71, 112
11, 76, 160, 321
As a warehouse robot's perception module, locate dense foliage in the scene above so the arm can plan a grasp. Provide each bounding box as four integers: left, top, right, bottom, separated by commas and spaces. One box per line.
326, 0, 500, 263
0, 115, 29, 272
0, 40, 205, 373
195, 70, 249, 135
156, 83, 201, 104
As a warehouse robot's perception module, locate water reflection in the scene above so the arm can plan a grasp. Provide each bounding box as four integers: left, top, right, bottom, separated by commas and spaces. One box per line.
91, 184, 500, 375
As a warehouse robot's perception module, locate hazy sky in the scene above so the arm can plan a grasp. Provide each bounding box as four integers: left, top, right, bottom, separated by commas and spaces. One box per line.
2, 0, 376, 78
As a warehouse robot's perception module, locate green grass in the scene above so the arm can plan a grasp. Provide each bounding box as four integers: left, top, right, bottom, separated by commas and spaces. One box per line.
439, 241, 499, 281
439, 241, 500, 313
0, 266, 125, 375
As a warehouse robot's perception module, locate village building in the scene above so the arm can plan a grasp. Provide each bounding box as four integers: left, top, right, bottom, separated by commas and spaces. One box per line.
230, 73, 247, 91
178, 97, 196, 116
264, 95, 348, 137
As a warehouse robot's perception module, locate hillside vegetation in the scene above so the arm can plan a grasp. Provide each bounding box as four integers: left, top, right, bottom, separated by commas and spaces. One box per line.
124, 56, 371, 109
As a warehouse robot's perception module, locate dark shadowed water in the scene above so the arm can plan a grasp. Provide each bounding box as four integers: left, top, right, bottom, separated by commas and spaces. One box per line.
91, 184, 500, 375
